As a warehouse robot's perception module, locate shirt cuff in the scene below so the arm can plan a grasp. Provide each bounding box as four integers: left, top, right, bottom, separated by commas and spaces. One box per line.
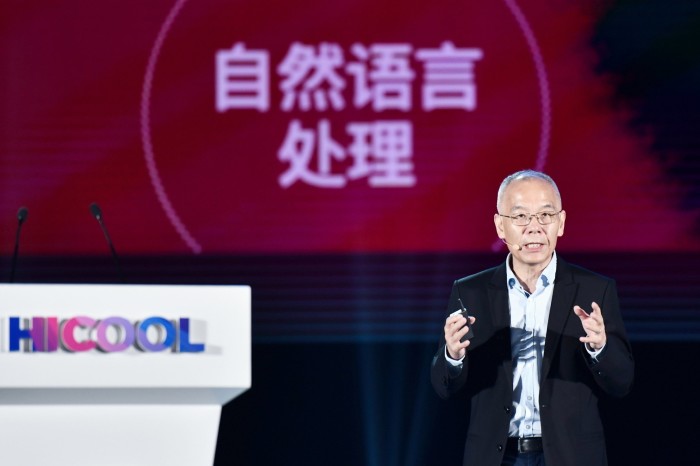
585, 343, 605, 361
445, 346, 465, 366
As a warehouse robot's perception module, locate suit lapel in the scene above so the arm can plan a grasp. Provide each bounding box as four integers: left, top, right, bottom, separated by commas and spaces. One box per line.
541, 257, 578, 381
488, 262, 513, 388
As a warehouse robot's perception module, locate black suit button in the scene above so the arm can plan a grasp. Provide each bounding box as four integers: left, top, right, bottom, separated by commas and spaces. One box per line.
597, 371, 603, 376
497, 444, 503, 452
540, 404, 547, 409
504, 406, 511, 414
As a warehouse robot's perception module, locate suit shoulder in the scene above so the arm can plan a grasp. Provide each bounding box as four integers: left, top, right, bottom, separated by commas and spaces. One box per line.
454, 265, 500, 288
563, 260, 615, 285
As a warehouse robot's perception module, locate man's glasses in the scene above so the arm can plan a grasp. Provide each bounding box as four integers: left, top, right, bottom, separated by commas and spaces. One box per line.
498, 210, 562, 226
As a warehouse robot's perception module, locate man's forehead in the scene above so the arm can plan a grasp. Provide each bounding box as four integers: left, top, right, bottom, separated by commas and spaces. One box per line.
502, 179, 559, 208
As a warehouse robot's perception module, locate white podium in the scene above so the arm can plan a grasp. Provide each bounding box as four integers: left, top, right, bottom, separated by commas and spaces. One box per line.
0, 284, 251, 466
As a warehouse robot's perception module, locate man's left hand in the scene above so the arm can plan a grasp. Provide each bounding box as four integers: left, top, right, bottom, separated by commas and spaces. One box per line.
574, 302, 607, 350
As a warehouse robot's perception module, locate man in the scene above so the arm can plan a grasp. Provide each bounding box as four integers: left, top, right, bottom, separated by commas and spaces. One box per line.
431, 170, 634, 466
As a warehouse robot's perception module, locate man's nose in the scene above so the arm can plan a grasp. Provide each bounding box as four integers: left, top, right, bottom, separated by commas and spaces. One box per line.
526, 221, 544, 234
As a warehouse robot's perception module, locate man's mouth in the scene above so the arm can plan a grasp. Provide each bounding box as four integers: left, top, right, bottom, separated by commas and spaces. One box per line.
523, 242, 544, 250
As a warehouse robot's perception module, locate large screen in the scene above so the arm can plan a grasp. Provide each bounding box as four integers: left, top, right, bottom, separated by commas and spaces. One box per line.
1, 0, 698, 254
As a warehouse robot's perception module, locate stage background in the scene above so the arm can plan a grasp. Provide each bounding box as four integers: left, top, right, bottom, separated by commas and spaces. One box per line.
2, 0, 699, 464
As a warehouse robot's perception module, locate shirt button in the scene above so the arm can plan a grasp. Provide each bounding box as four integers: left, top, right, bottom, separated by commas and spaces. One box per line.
527, 396, 532, 400
526, 425, 531, 429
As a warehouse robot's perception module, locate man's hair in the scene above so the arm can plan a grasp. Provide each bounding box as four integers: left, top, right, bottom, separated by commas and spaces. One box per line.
496, 169, 562, 212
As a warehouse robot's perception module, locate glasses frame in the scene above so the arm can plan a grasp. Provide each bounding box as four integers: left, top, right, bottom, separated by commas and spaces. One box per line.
498, 210, 563, 226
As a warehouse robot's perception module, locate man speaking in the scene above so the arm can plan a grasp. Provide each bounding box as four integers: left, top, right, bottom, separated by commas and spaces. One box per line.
431, 170, 634, 465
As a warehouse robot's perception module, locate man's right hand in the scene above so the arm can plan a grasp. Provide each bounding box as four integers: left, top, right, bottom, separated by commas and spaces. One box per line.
444, 314, 476, 360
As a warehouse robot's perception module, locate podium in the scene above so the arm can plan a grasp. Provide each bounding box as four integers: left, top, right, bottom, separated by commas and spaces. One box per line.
0, 284, 251, 466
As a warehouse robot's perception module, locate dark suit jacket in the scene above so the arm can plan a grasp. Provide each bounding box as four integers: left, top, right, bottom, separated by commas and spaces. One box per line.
431, 256, 634, 466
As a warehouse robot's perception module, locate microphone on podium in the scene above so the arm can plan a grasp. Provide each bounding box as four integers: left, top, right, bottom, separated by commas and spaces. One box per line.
9, 206, 29, 283
89, 202, 124, 283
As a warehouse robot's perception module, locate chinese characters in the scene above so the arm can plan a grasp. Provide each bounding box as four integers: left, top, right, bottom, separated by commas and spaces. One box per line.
216, 41, 483, 188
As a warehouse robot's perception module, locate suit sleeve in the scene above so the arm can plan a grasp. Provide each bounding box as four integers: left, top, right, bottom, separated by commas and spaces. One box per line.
430, 280, 470, 399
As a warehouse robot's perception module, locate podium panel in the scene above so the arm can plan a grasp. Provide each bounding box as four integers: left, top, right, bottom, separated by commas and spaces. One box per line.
0, 284, 251, 466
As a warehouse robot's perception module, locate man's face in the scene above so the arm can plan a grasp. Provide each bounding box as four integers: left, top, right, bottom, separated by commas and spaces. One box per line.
493, 178, 566, 270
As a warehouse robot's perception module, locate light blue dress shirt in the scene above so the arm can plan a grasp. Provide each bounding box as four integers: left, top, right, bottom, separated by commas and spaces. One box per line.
505, 253, 556, 437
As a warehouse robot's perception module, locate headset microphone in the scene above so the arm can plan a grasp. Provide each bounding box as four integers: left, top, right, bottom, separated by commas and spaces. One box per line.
501, 238, 522, 251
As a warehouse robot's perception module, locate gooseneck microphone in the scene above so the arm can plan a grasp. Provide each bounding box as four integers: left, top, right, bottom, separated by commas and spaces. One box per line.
89, 202, 124, 283
9, 206, 29, 283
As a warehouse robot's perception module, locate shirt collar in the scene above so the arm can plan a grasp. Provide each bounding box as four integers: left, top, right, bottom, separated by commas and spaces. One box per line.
506, 251, 557, 294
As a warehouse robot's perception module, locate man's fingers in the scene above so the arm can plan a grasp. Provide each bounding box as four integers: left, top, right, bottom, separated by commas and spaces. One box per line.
574, 304, 604, 327
444, 315, 476, 334
456, 323, 470, 338
574, 304, 606, 343
444, 315, 476, 358
579, 335, 599, 345
444, 315, 465, 333
581, 318, 604, 335
450, 332, 471, 348
447, 327, 471, 359
580, 332, 606, 350
588, 302, 605, 328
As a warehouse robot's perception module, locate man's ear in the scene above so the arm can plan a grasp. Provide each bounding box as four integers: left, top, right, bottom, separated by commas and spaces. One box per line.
494, 213, 505, 239
557, 210, 566, 237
